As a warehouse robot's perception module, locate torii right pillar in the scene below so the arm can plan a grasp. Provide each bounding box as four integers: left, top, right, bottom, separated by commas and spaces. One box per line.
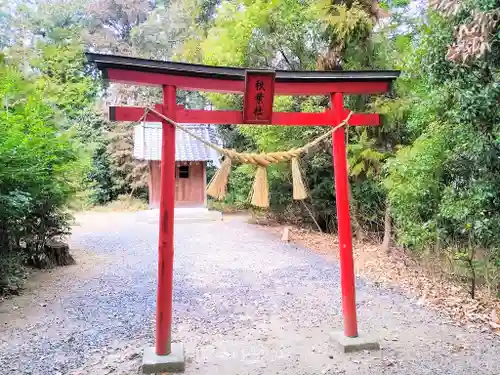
329, 92, 380, 353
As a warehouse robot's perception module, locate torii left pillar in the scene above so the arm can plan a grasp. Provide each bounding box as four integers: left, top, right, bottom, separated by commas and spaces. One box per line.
142, 85, 186, 373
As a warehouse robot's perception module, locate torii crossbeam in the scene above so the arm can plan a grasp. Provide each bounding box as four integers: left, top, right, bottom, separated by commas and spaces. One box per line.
87, 53, 399, 373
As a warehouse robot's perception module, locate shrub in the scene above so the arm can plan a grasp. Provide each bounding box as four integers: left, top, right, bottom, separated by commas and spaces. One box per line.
0, 61, 78, 295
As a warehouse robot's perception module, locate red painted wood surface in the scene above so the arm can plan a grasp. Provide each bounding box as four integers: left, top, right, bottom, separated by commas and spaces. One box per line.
342, 111, 380, 126
102, 60, 393, 344
110, 104, 163, 122
176, 108, 243, 124
156, 85, 177, 355
106, 68, 390, 94
110, 106, 380, 127
107, 68, 244, 93
276, 81, 389, 95
243, 71, 275, 124
331, 93, 358, 338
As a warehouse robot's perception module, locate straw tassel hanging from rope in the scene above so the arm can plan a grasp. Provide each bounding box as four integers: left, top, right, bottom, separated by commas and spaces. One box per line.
250, 165, 269, 207
143, 107, 352, 208
291, 157, 308, 200
206, 157, 232, 200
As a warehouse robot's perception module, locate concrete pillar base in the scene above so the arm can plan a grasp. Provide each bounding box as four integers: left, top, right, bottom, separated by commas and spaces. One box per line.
142, 343, 185, 373
330, 331, 380, 353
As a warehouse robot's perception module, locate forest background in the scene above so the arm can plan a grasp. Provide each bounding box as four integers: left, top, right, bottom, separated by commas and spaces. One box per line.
0, 0, 498, 304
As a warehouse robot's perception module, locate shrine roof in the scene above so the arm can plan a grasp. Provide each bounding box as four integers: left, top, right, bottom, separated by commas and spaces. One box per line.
134, 123, 220, 166
86, 53, 400, 83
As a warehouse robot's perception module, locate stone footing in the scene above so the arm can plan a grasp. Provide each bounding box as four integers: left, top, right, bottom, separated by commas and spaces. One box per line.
142, 343, 185, 373
330, 331, 380, 353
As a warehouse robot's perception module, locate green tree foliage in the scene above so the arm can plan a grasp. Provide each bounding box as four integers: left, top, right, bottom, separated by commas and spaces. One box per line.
179, 0, 499, 295
385, 1, 500, 296
0, 59, 80, 294
2, 0, 497, 298
0, 4, 106, 293
30, 43, 98, 119
184, 0, 396, 232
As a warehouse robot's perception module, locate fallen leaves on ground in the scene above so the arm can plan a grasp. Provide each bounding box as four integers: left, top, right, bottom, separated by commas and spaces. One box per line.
259, 224, 500, 336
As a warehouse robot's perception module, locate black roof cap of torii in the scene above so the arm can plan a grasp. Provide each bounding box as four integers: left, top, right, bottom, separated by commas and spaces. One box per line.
85, 53, 400, 83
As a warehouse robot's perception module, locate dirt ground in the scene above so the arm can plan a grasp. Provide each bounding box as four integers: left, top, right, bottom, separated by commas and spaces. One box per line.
0, 248, 110, 329
0, 211, 499, 375
260, 223, 500, 335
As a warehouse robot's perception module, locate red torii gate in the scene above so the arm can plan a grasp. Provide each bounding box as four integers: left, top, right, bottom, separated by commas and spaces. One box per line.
87, 53, 399, 373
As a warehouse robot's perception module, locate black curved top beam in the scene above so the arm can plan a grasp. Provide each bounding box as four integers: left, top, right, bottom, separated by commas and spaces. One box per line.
85, 53, 400, 83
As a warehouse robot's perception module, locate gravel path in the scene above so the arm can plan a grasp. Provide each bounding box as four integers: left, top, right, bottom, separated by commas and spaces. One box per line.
1, 210, 499, 375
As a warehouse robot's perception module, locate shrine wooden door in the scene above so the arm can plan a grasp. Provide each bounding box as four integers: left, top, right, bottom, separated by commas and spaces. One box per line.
174, 163, 205, 206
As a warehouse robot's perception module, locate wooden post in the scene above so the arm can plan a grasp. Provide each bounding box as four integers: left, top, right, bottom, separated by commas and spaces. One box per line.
156, 85, 177, 355
148, 161, 154, 209
331, 93, 358, 338
203, 162, 207, 207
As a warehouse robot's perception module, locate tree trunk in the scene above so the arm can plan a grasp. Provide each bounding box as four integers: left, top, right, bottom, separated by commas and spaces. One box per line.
467, 247, 477, 299
381, 201, 391, 253
300, 200, 323, 233
27, 239, 75, 269
347, 181, 365, 241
